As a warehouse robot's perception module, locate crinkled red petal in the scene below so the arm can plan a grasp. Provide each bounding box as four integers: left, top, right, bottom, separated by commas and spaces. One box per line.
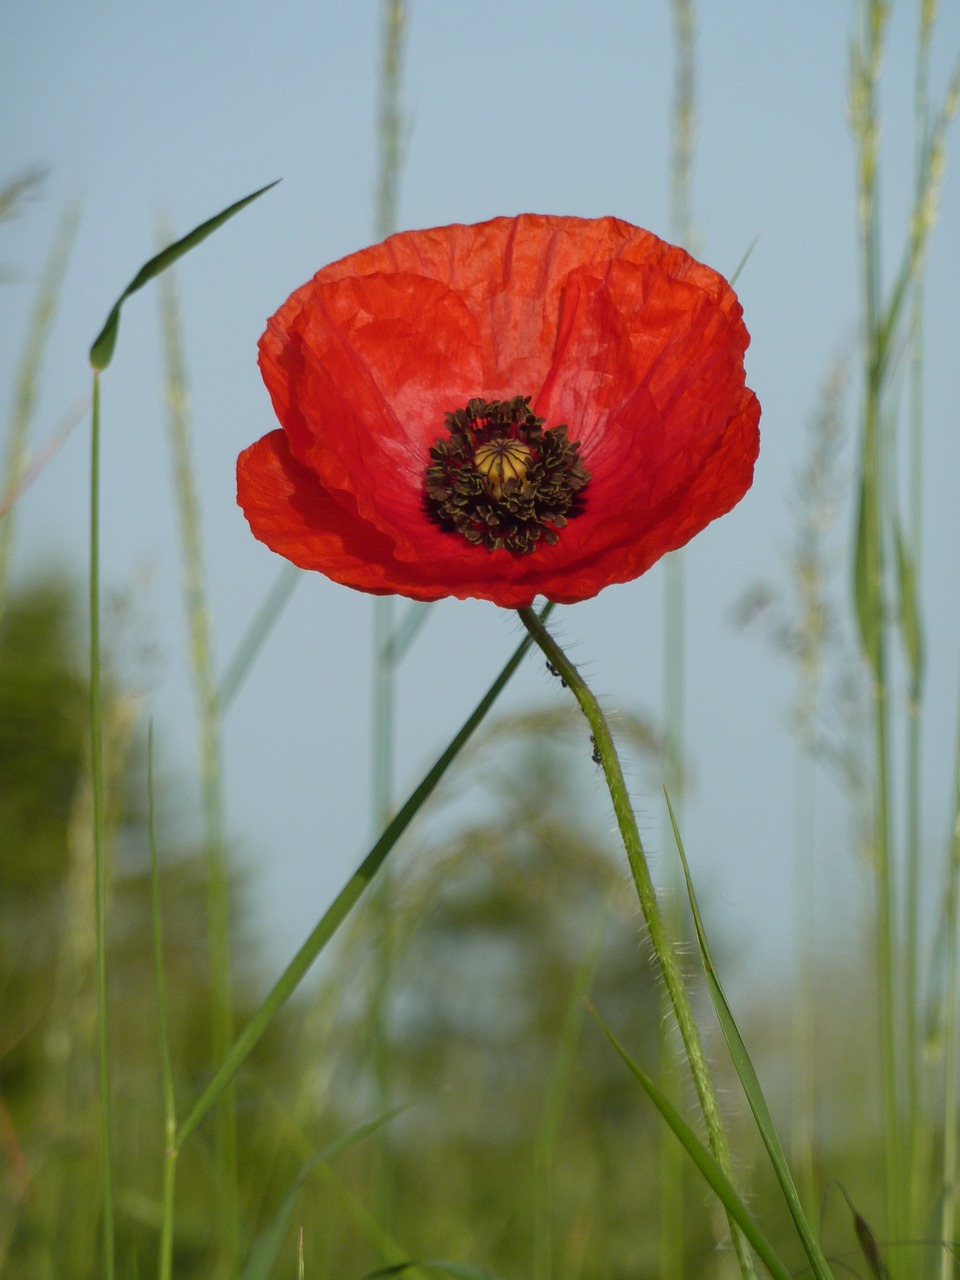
242, 214, 760, 605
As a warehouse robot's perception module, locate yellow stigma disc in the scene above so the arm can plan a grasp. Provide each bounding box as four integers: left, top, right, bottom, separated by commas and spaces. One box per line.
473, 439, 532, 499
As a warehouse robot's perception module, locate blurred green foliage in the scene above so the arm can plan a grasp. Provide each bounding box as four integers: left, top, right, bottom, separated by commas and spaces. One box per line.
0, 578, 940, 1280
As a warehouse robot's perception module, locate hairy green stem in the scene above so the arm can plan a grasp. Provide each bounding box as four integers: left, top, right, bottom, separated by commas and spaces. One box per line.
518, 606, 756, 1279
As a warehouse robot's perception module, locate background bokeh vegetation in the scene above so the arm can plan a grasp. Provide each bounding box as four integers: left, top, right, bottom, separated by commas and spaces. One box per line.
2, 2, 960, 1278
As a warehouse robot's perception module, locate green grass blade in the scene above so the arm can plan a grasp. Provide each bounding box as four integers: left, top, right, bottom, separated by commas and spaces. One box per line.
89, 370, 115, 1280
589, 1006, 792, 1280
89, 180, 278, 370
852, 1206, 892, 1280
362, 1264, 504, 1280
217, 563, 301, 713
0, 200, 80, 619
158, 232, 239, 1261
893, 516, 923, 687
176, 604, 552, 1148
937, 648, 960, 1280
0, 168, 45, 223
388, 601, 432, 665
533, 913, 604, 1280
240, 1104, 410, 1280
875, 53, 960, 378
729, 231, 762, 287
664, 792, 835, 1280
147, 725, 178, 1280
853, 475, 878, 674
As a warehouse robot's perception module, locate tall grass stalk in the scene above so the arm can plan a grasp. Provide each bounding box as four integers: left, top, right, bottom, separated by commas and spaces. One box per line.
147, 725, 178, 1280
88, 369, 115, 1280
84, 181, 274, 1280
902, 0, 934, 1235
0, 201, 79, 621
901, 0, 933, 1167
158, 246, 238, 1269
850, 2, 907, 1255
940, 690, 960, 1279
532, 915, 604, 1280
660, 4, 697, 1272
517, 607, 757, 1280
217, 563, 301, 713
370, 0, 409, 1231
665, 797, 835, 1280
850, 3, 960, 1263
902, 2, 960, 1239
790, 361, 847, 1214
788, 375, 838, 1219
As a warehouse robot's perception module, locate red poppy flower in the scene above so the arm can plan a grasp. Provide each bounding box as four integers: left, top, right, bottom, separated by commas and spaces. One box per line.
238, 214, 759, 607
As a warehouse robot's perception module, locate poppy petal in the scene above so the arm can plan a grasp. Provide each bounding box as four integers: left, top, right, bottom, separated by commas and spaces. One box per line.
239, 214, 760, 607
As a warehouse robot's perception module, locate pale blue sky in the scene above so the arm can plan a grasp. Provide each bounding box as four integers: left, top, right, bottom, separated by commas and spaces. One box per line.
3, 2, 959, 995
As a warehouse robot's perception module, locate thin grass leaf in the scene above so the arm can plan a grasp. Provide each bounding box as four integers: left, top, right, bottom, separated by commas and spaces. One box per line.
893, 517, 923, 688
0, 168, 44, 223
369, 4, 411, 1222
314, 1162, 428, 1278
240, 1104, 410, 1280
875, 54, 960, 378
833, 1185, 892, 1280
387, 601, 432, 665
176, 604, 552, 1148
663, 8, 696, 1230
588, 1006, 792, 1280
147, 725, 178, 1280
729, 231, 762, 288
936, 643, 960, 1277
0, 393, 87, 524
533, 914, 605, 1280
852, 475, 878, 673
853, 1210, 891, 1280
362, 1263, 504, 1280
217, 563, 301, 713
0, 200, 80, 617
157, 229, 239, 1256
88, 370, 114, 1280
664, 792, 834, 1280
89, 179, 278, 370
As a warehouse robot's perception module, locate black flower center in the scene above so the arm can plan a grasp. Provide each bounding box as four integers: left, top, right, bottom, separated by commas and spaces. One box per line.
423, 396, 590, 556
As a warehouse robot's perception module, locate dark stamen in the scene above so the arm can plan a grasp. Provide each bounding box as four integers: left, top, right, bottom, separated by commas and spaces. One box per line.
423, 396, 590, 556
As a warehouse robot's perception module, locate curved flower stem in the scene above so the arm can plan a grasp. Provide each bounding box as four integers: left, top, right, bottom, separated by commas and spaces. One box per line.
517, 606, 756, 1280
